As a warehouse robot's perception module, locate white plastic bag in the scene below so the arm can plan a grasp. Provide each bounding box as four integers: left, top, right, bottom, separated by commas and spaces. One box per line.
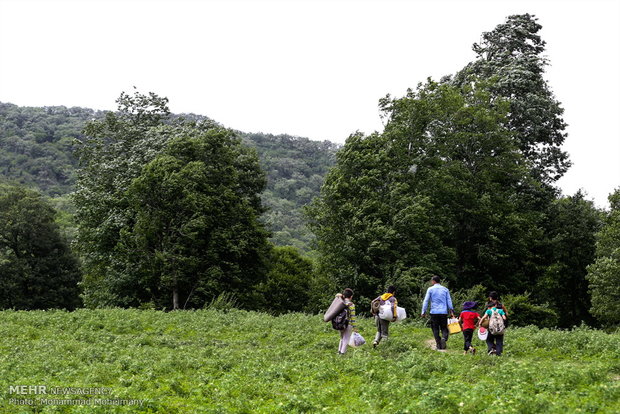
348, 332, 366, 347
379, 304, 407, 321
379, 304, 394, 320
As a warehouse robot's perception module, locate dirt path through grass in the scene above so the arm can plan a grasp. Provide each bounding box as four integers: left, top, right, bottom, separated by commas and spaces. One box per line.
424, 337, 470, 354
425, 338, 449, 352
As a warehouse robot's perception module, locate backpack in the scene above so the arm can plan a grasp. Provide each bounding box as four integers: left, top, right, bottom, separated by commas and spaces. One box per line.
488, 309, 506, 335
331, 307, 349, 330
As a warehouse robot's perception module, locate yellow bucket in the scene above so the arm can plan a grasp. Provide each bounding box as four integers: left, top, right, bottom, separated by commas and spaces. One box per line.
447, 319, 462, 335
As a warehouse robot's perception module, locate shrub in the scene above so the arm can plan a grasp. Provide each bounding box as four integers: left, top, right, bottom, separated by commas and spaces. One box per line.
503, 292, 559, 328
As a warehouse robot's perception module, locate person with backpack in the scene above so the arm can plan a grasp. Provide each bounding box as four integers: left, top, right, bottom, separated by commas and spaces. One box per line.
334, 288, 357, 355
370, 285, 398, 348
478, 301, 507, 355
421, 275, 455, 350
488, 291, 509, 324
458, 301, 479, 355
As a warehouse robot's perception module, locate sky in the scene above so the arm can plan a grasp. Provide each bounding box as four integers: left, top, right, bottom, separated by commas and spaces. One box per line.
0, 0, 618, 207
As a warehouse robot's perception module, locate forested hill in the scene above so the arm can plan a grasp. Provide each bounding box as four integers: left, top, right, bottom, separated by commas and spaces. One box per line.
0, 102, 338, 252
241, 132, 338, 251
0, 103, 101, 195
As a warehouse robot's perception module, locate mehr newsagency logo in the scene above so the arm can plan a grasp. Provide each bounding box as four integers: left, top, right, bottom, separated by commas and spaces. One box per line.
7, 385, 145, 407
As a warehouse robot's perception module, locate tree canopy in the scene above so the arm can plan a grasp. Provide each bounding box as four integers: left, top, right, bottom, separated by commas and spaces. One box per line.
0, 184, 81, 309
308, 80, 543, 307
75, 92, 271, 309
536, 192, 602, 327
307, 14, 602, 326
587, 189, 620, 326
452, 13, 570, 183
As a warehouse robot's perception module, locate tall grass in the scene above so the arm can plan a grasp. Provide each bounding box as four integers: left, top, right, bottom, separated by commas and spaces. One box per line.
0, 309, 618, 413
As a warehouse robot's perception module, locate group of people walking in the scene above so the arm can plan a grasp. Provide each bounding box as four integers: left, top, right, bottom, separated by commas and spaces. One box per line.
334, 275, 509, 355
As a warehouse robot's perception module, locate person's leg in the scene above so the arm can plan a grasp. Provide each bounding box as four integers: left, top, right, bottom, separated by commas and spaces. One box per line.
430, 314, 442, 349
437, 314, 449, 348
373, 316, 382, 345
462, 329, 468, 354
380, 318, 390, 341
463, 329, 473, 351
495, 334, 504, 356
486, 333, 495, 354
469, 330, 476, 354
339, 326, 353, 354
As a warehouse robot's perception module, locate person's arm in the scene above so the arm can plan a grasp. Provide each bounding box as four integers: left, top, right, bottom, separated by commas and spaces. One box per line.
458, 314, 464, 327
478, 313, 488, 327
446, 289, 454, 318
421, 288, 431, 316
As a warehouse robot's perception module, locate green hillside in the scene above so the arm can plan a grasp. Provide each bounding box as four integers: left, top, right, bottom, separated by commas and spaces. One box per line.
0, 102, 337, 252
0, 309, 618, 413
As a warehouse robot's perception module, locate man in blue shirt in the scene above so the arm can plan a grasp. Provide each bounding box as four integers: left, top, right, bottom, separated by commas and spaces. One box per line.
421, 275, 455, 350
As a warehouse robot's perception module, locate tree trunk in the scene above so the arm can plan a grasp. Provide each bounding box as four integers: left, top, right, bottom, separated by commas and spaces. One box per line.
172, 286, 179, 310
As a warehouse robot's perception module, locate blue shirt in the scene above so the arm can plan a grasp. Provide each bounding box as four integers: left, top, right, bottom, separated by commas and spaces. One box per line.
421, 283, 454, 315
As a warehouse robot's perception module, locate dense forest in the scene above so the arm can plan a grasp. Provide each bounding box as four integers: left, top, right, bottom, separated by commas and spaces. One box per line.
0, 14, 618, 329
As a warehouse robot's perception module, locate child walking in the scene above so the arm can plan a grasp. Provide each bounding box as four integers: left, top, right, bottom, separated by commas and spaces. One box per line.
336, 288, 357, 355
371, 285, 397, 348
459, 301, 479, 355
478, 301, 507, 356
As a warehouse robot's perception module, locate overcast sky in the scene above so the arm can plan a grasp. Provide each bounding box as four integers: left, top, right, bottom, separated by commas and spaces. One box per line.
1, 0, 618, 207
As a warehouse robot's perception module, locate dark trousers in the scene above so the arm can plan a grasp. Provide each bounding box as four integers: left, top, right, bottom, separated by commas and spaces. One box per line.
463, 329, 474, 351
374, 316, 390, 343
486, 333, 504, 355
430, 314, 449, 349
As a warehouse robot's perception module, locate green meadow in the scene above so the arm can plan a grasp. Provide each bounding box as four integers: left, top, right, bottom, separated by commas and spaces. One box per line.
0, 309, 618, 413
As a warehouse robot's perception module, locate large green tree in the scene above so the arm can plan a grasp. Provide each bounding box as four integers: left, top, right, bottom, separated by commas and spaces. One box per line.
452, 13, 570, 183
254, 246, 314, 314
119, 130, 271, 310
382, 81, 548, 293
0, 184, 81, 309
74, 91, 172, 307
308, 80, 539, 306
75, 91, 270, 309
308, 14, 579, 320
536, 192, 602, 326
587, 189, 620, 326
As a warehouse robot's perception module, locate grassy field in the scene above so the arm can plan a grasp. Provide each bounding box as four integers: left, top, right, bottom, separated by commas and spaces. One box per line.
0, 309, 618, 413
